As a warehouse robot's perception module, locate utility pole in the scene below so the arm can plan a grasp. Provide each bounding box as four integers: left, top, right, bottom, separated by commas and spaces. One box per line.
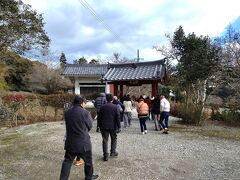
137, 49, 140, 62
135, 49, 144, 62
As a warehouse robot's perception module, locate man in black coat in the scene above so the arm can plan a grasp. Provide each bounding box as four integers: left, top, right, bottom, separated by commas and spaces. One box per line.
60, 96, 98, 180
97, 93, 121, 161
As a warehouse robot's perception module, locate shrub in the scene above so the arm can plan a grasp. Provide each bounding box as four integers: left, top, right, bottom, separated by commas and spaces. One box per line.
49, 93, 75, 121
210, 104, 223, 121
170, 102, 177, 116
211, 111, 223, 121
37, 95, 50, 121
210, 103, 240, 126
2, 94, 26, 126
221, 108, 240, 125
174, 102, 202, 124
0, 100, 13, 124
37, 93, 75, 121
0, 92, 96, 127
86, 107, 97, 119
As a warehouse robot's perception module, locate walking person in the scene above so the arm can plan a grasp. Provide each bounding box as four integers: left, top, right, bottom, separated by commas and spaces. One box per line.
113, 96, 125, 127
123, 95, 133, 127
94, 92, 107, 132
159, 95, 170, 134
137, 98, 149, 135
63, 102, 84, 166
63, 134, 84, 166
151, 95, 162, 131
60, 95, 98, 180
97, 93, 121, 161
144, 96, 152, 120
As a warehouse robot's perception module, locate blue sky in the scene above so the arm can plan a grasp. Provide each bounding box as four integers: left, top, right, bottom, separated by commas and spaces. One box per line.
23, 0, 240, 63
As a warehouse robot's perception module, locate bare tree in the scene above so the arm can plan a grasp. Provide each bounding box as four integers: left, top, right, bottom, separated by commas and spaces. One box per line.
26, 61, 73, 94
110, 52, 130, 63
214, 25, 240, 106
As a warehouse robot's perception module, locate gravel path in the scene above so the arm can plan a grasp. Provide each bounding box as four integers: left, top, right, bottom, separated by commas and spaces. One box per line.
0, 117, 240, 180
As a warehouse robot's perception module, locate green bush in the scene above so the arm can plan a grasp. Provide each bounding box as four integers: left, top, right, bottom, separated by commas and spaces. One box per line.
210, 103, 240, 126
211, 111, 223, 121
210, 104, 223, 121
175, 102, 202, 124
221, 109, 240, 125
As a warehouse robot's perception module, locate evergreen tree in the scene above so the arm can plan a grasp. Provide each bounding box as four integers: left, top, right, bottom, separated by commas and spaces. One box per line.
156, 26, 220, 123
59, 52, 67, 67
74, 56, 88, 64
89, 59, 99, 64
0, 51, 33, 90
0, 61, 8, 90
171, 26, 220, 123
0, 0, 50, 54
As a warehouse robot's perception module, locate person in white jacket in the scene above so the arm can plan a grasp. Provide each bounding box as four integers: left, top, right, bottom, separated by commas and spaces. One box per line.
159, 95, 170, 134
123, 95, 133, 127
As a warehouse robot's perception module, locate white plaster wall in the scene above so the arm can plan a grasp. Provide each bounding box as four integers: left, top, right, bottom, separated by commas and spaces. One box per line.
105, 83, 110, 93
74, 79, 80, 95
74, 77, 107, 95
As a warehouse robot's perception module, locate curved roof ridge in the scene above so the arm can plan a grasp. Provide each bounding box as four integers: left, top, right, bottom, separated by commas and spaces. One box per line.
108, 59, 165, 68
65, 63, 108, 67
62, 59, 166, 80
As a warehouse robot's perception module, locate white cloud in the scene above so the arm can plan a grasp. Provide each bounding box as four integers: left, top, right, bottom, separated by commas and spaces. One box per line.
182, 0, 240, 36
120, 0, 165, 15
140, 48, 164, 61
80, 26, 96, 36
22, 0, 240, 63
23, 0, 48, 10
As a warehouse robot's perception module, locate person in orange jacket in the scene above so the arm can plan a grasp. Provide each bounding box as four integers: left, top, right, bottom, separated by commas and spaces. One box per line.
137, 98, 149, 135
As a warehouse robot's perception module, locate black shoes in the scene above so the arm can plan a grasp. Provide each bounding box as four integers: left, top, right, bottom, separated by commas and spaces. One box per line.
110, 152, 118, 157
163, 131, 168, 134
103, 152, 118, 161
91, 174, 99, 179
103, 156, 108, 161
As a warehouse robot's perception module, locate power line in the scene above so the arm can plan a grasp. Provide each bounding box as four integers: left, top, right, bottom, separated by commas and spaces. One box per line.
78, 0, 136, 56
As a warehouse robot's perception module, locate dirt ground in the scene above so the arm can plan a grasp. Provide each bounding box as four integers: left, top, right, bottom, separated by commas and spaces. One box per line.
0, 117, 240, 180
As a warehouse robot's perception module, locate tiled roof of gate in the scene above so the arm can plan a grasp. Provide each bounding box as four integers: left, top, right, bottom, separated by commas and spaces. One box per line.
62, 59, 166, 81
62, 64, 108, 77
103, 59, 166, 81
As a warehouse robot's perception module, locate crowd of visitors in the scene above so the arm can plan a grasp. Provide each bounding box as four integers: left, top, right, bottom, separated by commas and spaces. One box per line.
60, 92, 171, 180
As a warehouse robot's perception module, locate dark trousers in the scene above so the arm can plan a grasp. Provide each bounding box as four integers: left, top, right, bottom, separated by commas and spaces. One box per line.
101, 129, 117, 156
152, 113, 161, 130
159, 111, 169, 129
139, 117, 148, 132
60, 150, 93, 180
